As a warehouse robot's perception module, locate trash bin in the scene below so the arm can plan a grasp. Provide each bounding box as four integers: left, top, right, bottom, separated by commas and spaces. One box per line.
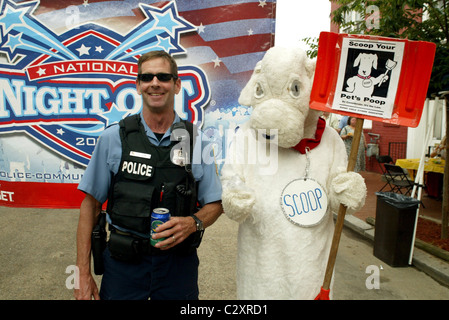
373, 192, 420, 267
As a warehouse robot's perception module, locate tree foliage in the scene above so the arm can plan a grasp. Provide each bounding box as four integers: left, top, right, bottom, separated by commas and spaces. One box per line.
331, 0, 449, 95
302, 37, 319, 59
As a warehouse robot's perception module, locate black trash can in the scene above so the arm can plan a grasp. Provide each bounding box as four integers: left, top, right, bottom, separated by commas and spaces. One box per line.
373, 192, 420, 267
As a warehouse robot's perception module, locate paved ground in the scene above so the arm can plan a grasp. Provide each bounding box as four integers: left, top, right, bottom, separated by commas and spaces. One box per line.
0, 206, 448, 300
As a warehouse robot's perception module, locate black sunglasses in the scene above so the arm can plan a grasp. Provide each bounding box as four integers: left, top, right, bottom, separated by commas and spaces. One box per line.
137, 73, 177, 82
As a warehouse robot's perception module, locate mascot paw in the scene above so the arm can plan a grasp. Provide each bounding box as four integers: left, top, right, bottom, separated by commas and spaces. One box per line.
222, 183, 256, 223
331, 170, 366, 213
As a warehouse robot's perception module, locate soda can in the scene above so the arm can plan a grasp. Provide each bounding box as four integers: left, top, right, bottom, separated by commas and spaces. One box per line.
150, 208, 170, 247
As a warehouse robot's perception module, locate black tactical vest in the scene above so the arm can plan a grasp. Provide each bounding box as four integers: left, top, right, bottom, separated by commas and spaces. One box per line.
107, 114, 197, 235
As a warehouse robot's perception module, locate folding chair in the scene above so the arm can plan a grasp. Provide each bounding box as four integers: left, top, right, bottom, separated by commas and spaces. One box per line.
383, 163, 414, 195
376, 155, 397, 192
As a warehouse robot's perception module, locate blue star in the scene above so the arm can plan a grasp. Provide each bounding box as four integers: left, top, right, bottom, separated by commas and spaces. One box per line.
140, 2, 196, 38
99, 103, 131, 127
0, 5, 26, 34
0, 0, 38, 34
152, 9, 184, 38
156, 36, 176, 52
4, 32, 22, 52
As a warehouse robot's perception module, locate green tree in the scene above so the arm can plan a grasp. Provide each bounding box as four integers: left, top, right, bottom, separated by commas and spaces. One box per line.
331, 0, 448, 94
302, 37, 319, 59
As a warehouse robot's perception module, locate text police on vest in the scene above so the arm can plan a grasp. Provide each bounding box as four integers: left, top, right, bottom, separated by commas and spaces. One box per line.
121, 161, 153, 177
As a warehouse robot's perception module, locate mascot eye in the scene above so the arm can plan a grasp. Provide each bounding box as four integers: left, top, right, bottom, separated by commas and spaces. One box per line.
254, 82, 265, 98
289, 80, 301, 98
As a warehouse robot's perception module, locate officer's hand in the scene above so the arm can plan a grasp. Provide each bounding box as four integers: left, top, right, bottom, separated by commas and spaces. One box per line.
152, 216, 196, 250
74, 273, 100, 300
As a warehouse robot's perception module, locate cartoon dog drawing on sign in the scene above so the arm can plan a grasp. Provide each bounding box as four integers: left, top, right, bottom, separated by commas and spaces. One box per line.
345, 53, 392, 97
220, 47, 367, 299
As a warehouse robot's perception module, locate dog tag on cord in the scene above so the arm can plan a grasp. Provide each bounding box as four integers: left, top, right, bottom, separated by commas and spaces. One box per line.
362, 78, 373, 88
280, 178, 328, 227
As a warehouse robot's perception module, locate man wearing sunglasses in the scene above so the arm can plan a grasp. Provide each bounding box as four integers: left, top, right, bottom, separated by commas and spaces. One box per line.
75, 51, 223, 300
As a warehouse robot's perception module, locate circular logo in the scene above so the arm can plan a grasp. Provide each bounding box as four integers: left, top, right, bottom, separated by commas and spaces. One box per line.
280, 178, 328, 227
151, 220, 163, 232
362, 78, 373, 88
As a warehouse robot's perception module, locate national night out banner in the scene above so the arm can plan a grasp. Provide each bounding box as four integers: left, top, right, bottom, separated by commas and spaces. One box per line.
0, 0, 276, 208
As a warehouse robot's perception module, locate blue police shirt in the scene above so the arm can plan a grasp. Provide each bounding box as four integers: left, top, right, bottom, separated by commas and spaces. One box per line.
78, 112, 222, 220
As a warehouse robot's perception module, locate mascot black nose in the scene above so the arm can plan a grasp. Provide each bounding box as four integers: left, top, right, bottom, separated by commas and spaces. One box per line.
262, 133, 275, 140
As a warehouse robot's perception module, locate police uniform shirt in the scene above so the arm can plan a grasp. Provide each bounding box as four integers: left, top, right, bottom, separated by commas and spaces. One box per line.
78, 112, 222, 210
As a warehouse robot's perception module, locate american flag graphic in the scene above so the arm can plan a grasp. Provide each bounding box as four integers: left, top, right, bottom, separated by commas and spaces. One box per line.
0, 0, 276, 208
33, 0, 276, 113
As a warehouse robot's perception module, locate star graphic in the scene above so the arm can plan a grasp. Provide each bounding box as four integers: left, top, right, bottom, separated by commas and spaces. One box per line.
36, 67, 46, 76
95, 46, 104, 53
56, 128, 65, 135
259, 0, 267, 8
139, 2, 196, 42
0, 0, 78, 62
152, 8, 185, 38
4, 32, 23, 52
212, 56, 222, 68
99, 103, 131, 127
103, 2, 196, 60
156, 36, 176, 51
197, 23, 205, 34
0, 4, 27, 34
76, 43, 91, 56
248, 29, 254, 36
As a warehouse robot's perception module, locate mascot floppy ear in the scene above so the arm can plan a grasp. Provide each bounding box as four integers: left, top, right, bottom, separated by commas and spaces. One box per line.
302, 58, 322, 140
238, 61, 262, 106
305, 57, 316, 80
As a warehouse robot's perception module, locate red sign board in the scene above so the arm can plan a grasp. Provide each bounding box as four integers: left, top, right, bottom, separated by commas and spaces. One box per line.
310, 32, 436, 127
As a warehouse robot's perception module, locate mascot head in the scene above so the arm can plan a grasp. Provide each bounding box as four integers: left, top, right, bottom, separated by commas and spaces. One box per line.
239, 47, 322, 149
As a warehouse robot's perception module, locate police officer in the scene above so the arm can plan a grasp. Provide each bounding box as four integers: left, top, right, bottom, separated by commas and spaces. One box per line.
74, 51, 223, 300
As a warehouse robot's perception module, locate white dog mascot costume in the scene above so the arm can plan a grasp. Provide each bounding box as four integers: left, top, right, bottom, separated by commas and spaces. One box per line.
220, 47, 367, 300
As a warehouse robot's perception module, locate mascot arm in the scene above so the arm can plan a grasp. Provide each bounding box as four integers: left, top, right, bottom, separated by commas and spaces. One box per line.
220, 129, 256, 223
328, 134, 367, 215
220, 164, 256, 223
330, 168, 366, 214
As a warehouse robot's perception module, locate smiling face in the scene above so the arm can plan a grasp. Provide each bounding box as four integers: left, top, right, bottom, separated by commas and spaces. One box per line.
136, 57, 181, 114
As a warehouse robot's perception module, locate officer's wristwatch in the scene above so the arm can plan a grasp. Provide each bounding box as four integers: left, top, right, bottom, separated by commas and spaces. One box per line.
191, 214, 204, 232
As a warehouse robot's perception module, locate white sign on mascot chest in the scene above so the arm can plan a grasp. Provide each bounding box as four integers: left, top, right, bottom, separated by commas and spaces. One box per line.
281, 178, 328, 227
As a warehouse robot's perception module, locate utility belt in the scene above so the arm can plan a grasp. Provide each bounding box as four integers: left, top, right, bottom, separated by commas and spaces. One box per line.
91, 215, 201, 275
107, 227, 168, 262
107, 227, 199, 262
